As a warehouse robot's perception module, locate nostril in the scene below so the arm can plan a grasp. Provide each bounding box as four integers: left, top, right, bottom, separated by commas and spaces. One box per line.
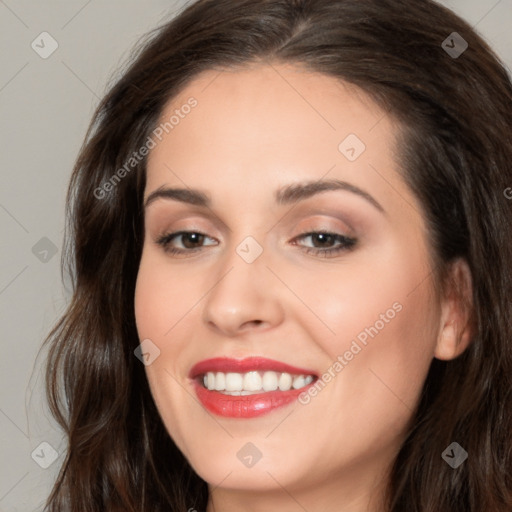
241, 319, 264, 329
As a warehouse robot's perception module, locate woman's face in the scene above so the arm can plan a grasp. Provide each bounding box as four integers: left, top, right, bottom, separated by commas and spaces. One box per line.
135, 63, 443, 507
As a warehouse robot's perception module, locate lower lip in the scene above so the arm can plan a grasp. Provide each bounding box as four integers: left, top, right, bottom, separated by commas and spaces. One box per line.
193, 380, 313, 418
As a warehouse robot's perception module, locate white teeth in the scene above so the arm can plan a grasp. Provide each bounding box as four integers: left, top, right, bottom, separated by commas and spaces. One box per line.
262, 371, 278, 391
243, 371, 262, 391
278, 372, 293, 391
292, 375, 314, 389
214, 372, 225, 391
292, 375, 306, 389
225, 372, 243, 391
200, 370, 314, 393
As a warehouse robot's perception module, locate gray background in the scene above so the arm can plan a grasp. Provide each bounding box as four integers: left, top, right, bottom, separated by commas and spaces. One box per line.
0, 1, 510, 510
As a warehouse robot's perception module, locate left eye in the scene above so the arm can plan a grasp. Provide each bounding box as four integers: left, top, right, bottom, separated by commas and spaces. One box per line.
291, 231, 357, 257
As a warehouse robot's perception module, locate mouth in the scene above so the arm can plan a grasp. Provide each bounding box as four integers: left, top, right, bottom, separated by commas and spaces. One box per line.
189, 357, 318, 418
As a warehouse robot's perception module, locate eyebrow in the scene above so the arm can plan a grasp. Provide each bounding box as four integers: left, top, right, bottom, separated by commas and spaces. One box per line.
143, 179, 385, 213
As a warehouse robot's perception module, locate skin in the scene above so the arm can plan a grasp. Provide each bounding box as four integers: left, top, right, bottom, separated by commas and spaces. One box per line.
134, 62, 472, 512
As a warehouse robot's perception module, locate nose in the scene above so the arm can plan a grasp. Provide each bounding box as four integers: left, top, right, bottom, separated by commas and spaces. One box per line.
201, 244, 285, 337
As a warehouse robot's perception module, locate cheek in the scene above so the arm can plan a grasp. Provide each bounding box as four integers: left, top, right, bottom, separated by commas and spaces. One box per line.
134, 252, 196, 339
134, 251, 208, 448
281, 260, 439, 470
288, 241, 439, 406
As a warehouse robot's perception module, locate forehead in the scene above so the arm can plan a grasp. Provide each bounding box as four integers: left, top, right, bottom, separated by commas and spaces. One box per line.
144, 62, 406, 211
152, 63, 388, 148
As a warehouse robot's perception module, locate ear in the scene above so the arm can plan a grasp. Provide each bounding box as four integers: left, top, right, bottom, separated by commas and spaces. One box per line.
434, 258, 474, 361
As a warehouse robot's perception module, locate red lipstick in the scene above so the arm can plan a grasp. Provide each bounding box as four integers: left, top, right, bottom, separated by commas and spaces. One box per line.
189, 357, 317, 418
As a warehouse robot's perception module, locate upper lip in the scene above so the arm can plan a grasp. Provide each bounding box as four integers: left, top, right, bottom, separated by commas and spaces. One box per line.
189, 357, 318, 379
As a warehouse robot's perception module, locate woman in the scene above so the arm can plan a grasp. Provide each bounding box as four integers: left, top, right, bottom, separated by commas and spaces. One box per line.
43, 0, 512, 510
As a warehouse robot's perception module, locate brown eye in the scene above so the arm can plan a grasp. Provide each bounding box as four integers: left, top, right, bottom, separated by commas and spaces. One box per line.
155, 231, 217, 256
180, 232, 206, 248
307, 233, 337, 247
292, 231, 357, 258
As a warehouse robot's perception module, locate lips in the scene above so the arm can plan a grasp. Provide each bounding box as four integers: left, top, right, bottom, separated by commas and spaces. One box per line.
189, 357, 318, 418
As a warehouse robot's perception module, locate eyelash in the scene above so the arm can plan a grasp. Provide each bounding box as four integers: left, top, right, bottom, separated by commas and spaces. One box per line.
155, 230, 357, 258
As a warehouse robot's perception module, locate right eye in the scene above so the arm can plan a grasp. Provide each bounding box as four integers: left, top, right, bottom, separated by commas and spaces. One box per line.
155, 231, 218, 256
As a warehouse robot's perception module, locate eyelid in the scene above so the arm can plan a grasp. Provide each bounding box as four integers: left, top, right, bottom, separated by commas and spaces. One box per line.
291, 216, 356, 240
146, 207, 228, 237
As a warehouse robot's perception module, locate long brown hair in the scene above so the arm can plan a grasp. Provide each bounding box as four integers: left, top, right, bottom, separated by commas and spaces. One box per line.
42, 0, 512, 510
